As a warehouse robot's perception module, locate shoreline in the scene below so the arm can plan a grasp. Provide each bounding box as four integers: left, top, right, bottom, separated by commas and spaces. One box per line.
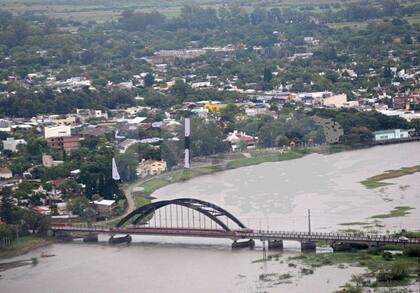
0, 237, 55, 260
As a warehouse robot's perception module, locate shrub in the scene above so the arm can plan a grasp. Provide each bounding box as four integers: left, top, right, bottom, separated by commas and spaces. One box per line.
404, 246, 420, 257
376, 263, 409, 282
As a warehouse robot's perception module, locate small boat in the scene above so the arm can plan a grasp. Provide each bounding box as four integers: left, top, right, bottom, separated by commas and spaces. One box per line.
109, 235, 132, 244
232, 239, 255, 249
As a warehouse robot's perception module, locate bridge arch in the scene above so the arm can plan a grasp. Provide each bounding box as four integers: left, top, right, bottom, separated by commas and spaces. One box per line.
116, 198, 247, 231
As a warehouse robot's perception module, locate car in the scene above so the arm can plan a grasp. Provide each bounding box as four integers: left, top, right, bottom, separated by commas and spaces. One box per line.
398, 236, 409, 242
240, 228, 253, 233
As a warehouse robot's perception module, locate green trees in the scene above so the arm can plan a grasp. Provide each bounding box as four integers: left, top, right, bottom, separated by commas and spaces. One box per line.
235, 111, 325, 148
68, 197, 92, 217
144, 73, 155, 87
0, 187, 15, 224
192, 118, 229, 156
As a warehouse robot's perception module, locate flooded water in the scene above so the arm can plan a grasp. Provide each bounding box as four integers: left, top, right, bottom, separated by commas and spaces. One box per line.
1, 142, 420, 293
154, 141, 420, 232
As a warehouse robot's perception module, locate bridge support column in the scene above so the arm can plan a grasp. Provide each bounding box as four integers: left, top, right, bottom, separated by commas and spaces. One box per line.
301, 240, 316, 251
268, 240, 283, 250
232, 239, 255, 249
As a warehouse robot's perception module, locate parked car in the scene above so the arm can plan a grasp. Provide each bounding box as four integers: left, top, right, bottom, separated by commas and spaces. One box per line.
398, 236, 409, 242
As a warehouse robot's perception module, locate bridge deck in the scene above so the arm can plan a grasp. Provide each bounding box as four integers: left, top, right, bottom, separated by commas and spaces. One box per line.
50, 225, 420, 245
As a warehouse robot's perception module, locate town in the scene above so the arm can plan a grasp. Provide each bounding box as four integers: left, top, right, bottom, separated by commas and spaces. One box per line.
1, 0, 420, 292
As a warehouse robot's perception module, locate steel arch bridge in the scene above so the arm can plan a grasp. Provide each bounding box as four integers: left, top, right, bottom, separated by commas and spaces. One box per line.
116, 198, 247, 231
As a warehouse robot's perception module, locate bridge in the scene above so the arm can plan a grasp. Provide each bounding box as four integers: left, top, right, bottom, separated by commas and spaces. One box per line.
50, 198, 420, 250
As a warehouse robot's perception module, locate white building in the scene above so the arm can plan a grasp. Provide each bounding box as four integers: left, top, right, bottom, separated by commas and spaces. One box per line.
44, 125, 71, 139
374, 129, 410, 141
2, 137, 27, 152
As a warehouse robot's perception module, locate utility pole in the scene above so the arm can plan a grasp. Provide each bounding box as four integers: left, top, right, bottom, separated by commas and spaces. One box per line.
308, 209, 311, 236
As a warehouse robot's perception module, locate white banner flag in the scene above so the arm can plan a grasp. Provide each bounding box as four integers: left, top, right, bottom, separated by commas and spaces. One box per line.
112, 157, 121, 180
184, 149, 190, 169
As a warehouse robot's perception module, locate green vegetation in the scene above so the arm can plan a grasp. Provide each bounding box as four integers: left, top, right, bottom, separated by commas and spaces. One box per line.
134, 196, 150, 208
227, 150, 305, 169
339, 222, 369, 226
370, 206, 414, 219
292, 250, 419, 287
0, 235, 53, 259
361, 165, 420, 189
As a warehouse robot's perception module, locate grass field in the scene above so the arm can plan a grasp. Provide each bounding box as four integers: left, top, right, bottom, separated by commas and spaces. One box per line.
0, 0, 381, 23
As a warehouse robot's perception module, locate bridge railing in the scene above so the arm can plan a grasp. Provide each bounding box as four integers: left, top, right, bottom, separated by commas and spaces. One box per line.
239, 230, 420, 244
49, 224, 420, 244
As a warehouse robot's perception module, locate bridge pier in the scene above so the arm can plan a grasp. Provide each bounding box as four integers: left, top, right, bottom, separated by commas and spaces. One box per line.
301, 240, 316, 251
83, 234, 98, 243
232, 239, 255, 249
268, 239, 284, 250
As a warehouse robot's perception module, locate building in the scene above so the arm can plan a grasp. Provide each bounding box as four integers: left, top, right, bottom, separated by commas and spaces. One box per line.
374, 129, 410, 141
245, 104, 269, 116
32, 206, 51, 215
80, 125, 114, 137
204, 102, 227, 112
0, 119, 12, 132
47, 136, 80, 152
42, 155, 64, 168
44, 125, 71, 139
93, 199, 116, 217
2, 137, 26, 152
225, 131, 257, 151
0, 167, 13, 179
137, 159, 167, 178
51, 116, 77, 126
393, 95, 420, 110
321, 94, 347, 108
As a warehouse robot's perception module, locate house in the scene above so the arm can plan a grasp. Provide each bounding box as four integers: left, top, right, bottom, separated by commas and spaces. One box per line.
42, 155, 64, 168
52, 178, 66, 190
225, 131, 257, 151
0, 167, 13, 179
93, 199, 116, 217
374, 129, 410, 141
2, 137, 27, 152
44, 125, 71, 139
46, 136, 80, 152
0, 119, 12, 132
137, 159, 167, 178
32, 206, 51, 215
245, 104, 269, 116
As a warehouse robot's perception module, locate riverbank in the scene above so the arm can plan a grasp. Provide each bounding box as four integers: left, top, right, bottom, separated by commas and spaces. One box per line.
0, 236, 54, 260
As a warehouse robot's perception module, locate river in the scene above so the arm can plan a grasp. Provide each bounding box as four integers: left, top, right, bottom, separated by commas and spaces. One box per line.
1, 142, 420, 293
